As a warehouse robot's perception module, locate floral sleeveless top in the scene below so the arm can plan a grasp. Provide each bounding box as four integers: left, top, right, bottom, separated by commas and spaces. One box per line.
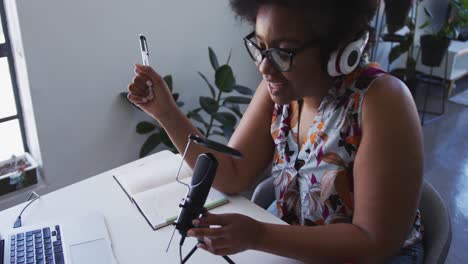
270, 62, 423, 247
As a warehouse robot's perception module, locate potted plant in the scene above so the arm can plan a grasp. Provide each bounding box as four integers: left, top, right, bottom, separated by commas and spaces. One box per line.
384, 0, 414, 33
0, 153, 39, 196
385, 0, 422, 93
134, 47, 254, 157
419, 0, 468, 67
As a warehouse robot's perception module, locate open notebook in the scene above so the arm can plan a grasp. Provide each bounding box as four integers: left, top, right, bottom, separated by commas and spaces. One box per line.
113, 150, 229, 230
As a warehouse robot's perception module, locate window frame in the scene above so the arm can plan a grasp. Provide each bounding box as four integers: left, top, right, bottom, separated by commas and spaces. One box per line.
0, 0, 29, 155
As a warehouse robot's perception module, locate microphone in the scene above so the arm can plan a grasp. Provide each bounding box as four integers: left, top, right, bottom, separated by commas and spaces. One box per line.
173, 135, 242, 246
176, 153, 217, 245
166, 135, 241, 263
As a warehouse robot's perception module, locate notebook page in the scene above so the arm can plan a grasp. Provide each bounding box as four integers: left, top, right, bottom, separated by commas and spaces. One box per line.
115, 150, 192, 195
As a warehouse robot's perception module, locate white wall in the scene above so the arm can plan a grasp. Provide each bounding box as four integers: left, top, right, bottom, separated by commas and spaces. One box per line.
1, 0, 260, 209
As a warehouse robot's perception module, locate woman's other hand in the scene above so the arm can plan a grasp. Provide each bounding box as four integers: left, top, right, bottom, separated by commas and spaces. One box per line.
187, 213, 264, 256
127, 64, 177, 121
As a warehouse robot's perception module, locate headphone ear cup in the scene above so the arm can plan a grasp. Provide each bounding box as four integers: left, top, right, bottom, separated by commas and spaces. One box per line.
327, 49, 341, 77
339, 43, 363, 75
327, 32, 369, 77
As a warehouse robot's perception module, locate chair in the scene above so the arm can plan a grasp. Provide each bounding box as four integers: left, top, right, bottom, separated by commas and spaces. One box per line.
251, 175, 275, 210
251, 178, 452, 263
419, 180, 452, 264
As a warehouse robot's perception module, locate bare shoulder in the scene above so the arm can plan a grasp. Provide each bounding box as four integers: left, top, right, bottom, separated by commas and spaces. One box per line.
368, 74, 412, 97
361, 74, 419, 129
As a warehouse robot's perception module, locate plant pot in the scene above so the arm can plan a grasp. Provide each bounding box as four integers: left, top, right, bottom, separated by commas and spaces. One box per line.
0, 153, 39, 196
420, 35, 450, 67
384, 0, 413, 34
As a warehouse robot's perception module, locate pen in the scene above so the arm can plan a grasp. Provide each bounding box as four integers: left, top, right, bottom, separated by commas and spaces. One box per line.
139, 34, 150, 66
139, 34, 154, 101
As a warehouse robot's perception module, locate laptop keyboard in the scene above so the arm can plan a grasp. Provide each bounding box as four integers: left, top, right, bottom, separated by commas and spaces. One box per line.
9, 225, 64, 264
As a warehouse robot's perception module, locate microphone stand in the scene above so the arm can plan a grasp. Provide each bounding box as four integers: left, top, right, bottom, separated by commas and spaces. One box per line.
182, 244, 235, 264
180, 210, 235, 264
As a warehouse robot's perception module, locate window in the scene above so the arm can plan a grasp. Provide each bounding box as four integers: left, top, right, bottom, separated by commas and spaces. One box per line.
0, 0, 28, 162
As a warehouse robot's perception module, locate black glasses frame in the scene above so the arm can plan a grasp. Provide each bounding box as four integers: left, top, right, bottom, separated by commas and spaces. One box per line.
243, 31, 320, 72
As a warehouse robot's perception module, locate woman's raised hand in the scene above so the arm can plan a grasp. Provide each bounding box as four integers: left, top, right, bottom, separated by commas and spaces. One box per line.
127, 64, 177, 120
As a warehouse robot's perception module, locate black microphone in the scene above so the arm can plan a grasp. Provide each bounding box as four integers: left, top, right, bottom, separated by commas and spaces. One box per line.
176, 153, 217, 244
174, 135, 242, 246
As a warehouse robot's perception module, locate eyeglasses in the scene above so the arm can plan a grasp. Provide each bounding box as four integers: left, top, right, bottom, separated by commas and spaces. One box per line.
243, 31, 320, 72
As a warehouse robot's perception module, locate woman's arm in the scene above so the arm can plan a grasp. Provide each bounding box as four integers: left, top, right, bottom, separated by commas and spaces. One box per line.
129, 65, 275, 194
189, 75, 424, 263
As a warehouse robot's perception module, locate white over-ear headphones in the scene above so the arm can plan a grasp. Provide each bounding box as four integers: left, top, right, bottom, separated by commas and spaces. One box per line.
327, 32, 369, 77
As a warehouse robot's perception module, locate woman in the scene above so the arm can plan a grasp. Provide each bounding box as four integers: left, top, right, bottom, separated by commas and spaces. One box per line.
127, 0, 424, 262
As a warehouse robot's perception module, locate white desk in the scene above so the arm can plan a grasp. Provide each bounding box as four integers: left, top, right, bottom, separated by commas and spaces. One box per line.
0, 153, 300, 264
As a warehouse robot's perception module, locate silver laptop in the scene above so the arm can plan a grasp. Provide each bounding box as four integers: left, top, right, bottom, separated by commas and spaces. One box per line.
1, 213, 116, 264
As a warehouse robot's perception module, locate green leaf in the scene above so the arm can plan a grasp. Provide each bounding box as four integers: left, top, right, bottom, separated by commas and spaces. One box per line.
215, 65, 235, 92
140, 133, 161, 157
198, 71, 216, 98
212, 130, 225, 137
423, 7, 433, 19
226, 48, 232, 65
163, 75, 173, 92
172, 93, 179, 102
196, 127, 206, 135
200, 97, 219, 114
419, 21, 431, 30
223, 104, 245, 119
450, 0, 463, 9
223, 96, 251, 104
227, 104, 243, 118
209, 47, 220, 71
136, 121, 156, 134
221, 125, 235, 139
160, 130, 174, 149
401, 35, 413, 51
213, 112, 237, 128
188, 111, 208, 126
389, 44, 403, 64
176, 101, 185, 108
121, 92, 142, 111
233, 85, 254, 95
120, 92, 129, 100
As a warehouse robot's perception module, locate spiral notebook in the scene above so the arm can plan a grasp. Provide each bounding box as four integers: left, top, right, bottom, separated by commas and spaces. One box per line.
113, 150, 229, 230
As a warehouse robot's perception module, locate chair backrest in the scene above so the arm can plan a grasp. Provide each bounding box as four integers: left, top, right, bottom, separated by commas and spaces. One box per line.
419, 180, 452, 264
251, 178, 452, 263
251, 176, 275, 210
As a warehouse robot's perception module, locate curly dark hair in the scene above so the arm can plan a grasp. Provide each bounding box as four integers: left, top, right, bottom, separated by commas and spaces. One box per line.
229, 0, 378, 70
